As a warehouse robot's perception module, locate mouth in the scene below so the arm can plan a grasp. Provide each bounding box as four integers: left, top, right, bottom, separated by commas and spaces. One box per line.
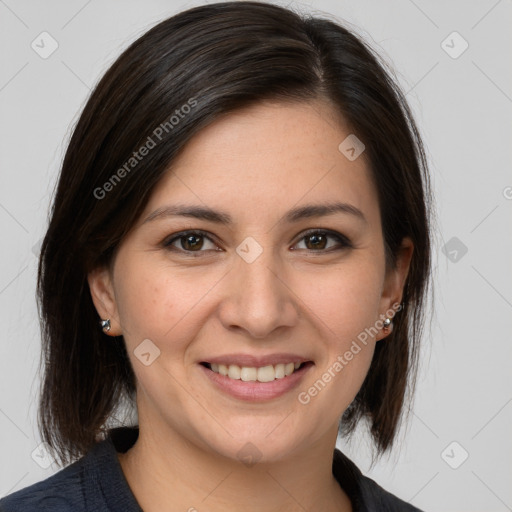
200, 361, 313, 383
199, 359, 314, 402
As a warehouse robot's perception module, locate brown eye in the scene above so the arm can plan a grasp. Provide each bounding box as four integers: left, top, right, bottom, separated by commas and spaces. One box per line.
164, 230, 218, 254
293, 230, 352, 252
180, 233, 204, 251
304, 233, 328, 250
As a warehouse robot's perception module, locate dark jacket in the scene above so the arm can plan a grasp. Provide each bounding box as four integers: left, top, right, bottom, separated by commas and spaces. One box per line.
0, 427, 424, 511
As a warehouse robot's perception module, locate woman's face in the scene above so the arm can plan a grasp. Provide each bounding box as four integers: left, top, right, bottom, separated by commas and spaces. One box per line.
89, 99, 412, 462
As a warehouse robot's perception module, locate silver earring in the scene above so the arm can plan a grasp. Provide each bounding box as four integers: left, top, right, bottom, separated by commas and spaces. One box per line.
382, 317, 392, 331
100, 319, 111, 332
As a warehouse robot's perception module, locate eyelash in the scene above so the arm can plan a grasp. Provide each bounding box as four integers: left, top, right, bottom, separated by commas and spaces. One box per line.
163, 228, 352, 256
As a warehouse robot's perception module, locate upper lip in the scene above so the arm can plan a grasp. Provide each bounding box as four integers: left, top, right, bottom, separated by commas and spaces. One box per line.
202, 353, 312, 367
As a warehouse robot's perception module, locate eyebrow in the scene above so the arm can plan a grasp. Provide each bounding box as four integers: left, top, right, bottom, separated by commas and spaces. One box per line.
142, 201, 367, 226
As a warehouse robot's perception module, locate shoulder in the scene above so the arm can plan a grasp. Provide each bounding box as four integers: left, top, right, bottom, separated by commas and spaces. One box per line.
357, 473, 425, 511
332, 449, 425, 512
0, 459, 86, 511
0, 428, 141, 512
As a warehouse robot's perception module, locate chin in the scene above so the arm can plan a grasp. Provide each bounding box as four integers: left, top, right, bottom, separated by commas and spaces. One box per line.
196, 419, 311, 466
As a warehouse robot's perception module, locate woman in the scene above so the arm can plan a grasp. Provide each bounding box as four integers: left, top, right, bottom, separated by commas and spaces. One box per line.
0, 1, 434, 510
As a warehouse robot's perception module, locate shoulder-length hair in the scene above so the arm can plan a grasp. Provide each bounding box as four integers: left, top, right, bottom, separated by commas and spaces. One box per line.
37, 0, 434, 465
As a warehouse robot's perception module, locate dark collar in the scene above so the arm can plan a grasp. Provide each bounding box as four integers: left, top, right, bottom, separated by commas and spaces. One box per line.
82, 427, 142, 511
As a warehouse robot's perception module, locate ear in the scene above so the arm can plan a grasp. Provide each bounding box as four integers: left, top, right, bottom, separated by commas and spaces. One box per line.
87, 266, 122, 336
376, 236, 414, 341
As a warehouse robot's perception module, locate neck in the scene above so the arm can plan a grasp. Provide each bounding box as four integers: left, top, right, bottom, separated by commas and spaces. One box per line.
118, 423, 352, 512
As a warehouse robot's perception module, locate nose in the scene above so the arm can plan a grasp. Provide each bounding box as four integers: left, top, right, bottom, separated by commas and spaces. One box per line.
217, 244, 300, 339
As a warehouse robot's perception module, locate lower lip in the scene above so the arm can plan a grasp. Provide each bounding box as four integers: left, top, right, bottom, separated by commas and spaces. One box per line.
199, 363, 313, 402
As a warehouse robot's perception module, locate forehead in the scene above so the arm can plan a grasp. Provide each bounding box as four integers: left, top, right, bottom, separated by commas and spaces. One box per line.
141, 99, 380, 230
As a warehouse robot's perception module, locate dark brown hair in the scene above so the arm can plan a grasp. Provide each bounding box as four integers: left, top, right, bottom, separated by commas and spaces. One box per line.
37, 0, 434, 466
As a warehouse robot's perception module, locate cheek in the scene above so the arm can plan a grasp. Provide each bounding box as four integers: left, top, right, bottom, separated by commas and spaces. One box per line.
293, 258, 383, 396
114, 270, 165, 340
294, 268, 381, 420
295, 259, 383, 340
113, 259, 218, 350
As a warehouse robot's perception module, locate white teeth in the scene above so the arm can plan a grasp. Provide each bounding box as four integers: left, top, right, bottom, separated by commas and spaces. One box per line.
274, 363, 285, 379
228, 365, 241, 379
241, 367, 257, 381
257, 365, 275, 383
208, 361, 304, 382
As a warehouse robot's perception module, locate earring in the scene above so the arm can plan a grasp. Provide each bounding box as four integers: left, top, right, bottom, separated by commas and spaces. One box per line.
382, 317, 392, 333
100, 318, 111, 332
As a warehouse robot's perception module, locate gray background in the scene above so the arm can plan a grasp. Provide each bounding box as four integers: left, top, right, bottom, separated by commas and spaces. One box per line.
1, 1, 511, 510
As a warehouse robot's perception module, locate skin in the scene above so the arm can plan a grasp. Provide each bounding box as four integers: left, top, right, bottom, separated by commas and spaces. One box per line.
88, 98, 413, 512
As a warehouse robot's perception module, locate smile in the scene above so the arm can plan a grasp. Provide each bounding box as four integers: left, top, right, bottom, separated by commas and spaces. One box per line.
199, 361, 314, 402
202, 361, 307, 382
